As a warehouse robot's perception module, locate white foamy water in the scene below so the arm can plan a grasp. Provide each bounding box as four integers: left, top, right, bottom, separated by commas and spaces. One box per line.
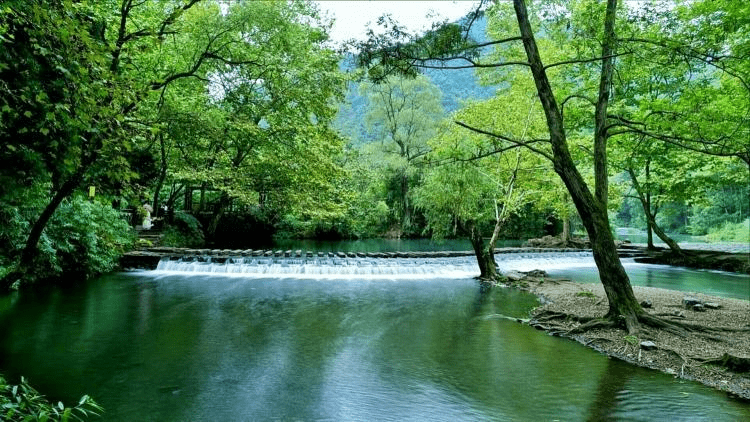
153, 251, 597, 279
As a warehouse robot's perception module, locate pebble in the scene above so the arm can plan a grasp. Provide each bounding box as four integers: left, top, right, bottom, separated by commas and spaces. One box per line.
640, 341, 657, 350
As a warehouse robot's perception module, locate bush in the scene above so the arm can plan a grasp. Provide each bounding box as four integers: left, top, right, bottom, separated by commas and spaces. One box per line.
160, 212, 205, 248
705, 218, 750, 243
43, 198, 135, 280
1, 193, 135, 286
0, 374, 102, 421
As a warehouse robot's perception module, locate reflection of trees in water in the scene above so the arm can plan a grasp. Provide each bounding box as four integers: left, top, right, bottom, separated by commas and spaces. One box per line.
585, 357, 633, 422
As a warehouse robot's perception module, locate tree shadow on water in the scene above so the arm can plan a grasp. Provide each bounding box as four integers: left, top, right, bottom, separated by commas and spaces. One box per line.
585, 357, 634, 422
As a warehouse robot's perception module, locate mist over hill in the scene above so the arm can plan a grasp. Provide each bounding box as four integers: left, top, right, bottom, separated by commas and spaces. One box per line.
335, 17, 496, 145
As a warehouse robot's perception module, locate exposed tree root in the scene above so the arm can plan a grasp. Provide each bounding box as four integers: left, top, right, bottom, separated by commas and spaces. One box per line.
698, 353, 750, 373
531, 310, 595, 324
567, 318, 618, 335
531, 308, 739, 343
584, 337, 614, 347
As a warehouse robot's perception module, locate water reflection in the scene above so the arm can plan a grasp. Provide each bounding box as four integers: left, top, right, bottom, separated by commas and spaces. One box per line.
0, 273, 747, 421
546, 261, 750, 300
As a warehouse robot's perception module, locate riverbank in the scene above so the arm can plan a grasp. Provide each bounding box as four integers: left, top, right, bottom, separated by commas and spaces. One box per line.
514, 276, 750, 401
634, 247, 750, 274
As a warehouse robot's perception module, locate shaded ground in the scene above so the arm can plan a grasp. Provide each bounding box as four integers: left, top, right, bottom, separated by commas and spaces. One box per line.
513, 276, 750, 400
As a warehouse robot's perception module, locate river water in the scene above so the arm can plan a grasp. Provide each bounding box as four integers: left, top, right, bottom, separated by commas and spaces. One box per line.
0, 252, 748, 421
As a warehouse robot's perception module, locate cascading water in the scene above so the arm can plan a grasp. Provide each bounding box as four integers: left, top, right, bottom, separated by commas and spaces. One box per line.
154, 251, 599, 278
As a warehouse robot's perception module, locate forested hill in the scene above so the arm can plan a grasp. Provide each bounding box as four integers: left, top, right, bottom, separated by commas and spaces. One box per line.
335, 17, 496, 145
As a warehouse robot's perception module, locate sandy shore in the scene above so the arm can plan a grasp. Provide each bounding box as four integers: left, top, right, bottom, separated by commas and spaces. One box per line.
514, 277, 750, 400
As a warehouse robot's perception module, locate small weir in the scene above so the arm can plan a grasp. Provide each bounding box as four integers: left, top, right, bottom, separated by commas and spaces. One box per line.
151, 249, 602, 278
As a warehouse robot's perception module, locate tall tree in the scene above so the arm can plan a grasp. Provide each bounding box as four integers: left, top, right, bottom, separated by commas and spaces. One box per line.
359, 74, 444, 235
356, 0, 740, 334
611, 135, 710, 252
415, 76, 550, 280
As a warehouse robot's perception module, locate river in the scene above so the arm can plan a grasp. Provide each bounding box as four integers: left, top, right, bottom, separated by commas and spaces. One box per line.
0, 250, 747, 421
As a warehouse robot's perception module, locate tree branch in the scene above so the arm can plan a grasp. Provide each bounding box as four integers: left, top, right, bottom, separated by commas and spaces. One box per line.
454, 121, 553, 161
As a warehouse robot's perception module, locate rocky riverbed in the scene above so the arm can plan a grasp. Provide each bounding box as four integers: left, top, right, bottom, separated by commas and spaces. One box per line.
511, 275, 750, 400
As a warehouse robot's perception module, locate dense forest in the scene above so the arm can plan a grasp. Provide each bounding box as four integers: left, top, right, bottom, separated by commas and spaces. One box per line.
1, 0, 748, 293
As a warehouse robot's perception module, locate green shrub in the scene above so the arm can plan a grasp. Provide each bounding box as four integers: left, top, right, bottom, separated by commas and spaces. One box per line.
1, 193, 135, 286
0, 375, 102, 421
160, 212, 205, 248
45, 198, 135, 280
705, 218, 750, 243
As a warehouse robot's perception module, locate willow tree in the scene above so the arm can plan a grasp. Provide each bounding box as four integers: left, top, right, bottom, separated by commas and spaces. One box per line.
356, 0, 747, 334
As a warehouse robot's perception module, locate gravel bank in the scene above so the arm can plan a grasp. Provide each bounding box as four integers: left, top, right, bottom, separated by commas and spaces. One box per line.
520, 277, 750, 400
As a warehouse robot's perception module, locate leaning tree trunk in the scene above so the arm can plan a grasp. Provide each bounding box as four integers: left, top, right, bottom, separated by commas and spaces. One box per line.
514, 0, 644, 332
0, 174, 84, 292
649, 216, 682, 253
626, 167, 681, 253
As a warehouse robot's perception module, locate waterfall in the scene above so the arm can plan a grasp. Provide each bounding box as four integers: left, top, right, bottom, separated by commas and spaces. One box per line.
154, 251, 597, 278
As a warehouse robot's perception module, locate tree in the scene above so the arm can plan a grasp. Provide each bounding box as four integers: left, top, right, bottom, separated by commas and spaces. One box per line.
0, 0, 345, 290
359, 74, 444, 235
356, 0, 741, 334
415, 75, 550, 280
607, 0, 750, 168
1, 0, 134, 289
417, 146, 532, 281
611, 135, 708, 251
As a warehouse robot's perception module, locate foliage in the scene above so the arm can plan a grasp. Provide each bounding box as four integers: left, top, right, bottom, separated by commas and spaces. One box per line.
154, 0, 349, 241
1, 0, 351, 285
160, 212, 204, 249
705, 218, 750, 243
43, 197, 134, 280
356, 74, 445, 235
0, 187, 133, 285
622, 335, 639, 346
0, 374, 102, 421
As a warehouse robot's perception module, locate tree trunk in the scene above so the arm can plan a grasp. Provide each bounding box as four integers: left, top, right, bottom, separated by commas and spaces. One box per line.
151, 132, 168, 219
514, 0, 643, 332
626, 167, 681, 253
562, 217, 571, 244
206, 193, 231, 240
646, 218, 655, 249
467, 223, 498, 280
650, 216, 682, 252
400, 171, 411, 232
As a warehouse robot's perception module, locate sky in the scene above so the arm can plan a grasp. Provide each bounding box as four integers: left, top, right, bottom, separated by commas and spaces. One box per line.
315, 1, 479, 46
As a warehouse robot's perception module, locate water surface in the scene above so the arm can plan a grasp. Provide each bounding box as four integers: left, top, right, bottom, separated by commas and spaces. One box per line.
0, 261, 748, 421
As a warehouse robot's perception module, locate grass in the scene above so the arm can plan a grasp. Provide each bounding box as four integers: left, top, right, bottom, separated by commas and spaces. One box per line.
575, 291, 596, 299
